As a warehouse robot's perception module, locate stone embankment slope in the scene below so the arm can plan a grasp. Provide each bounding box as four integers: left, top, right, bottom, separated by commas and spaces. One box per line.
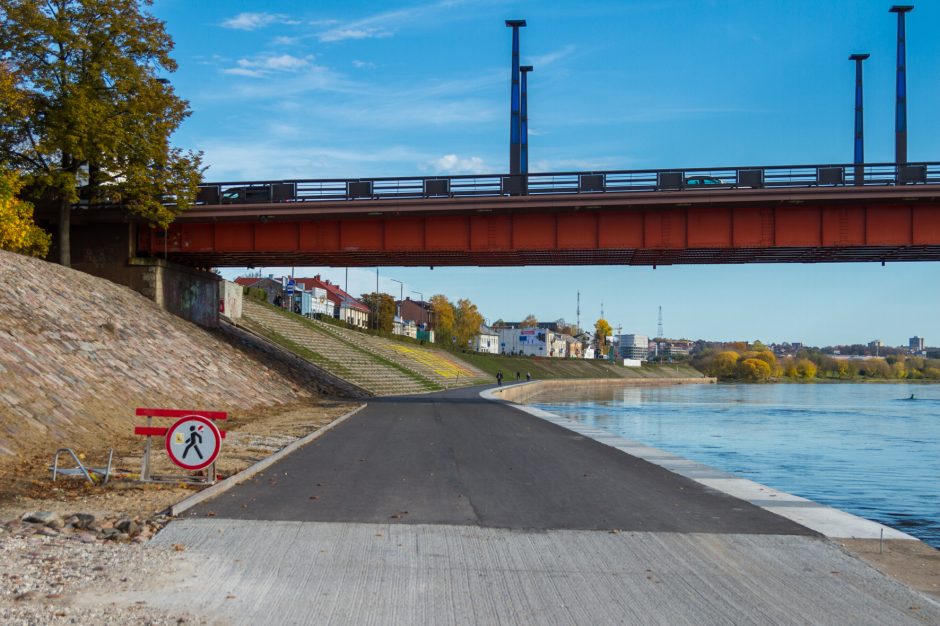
0, 251, 320, 464
240, 300, 489, 395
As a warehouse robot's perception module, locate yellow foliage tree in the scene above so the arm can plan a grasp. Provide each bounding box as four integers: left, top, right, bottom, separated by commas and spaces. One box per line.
795, 358, 817, 380
738, 358, 772, 382
429, 294, 456, 346
714, 351, 740, 378
0, 170, 50, 257
594, 318, 612, 356
520, 314, 539, 328
454, 298, 484, 348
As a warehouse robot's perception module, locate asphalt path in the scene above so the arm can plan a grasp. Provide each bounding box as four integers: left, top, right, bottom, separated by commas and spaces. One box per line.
187, 386, 813, 535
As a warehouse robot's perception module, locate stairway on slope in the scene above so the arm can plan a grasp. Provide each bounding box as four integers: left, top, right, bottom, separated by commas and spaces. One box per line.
307, 319, 491, 387
241, 301, 435, 396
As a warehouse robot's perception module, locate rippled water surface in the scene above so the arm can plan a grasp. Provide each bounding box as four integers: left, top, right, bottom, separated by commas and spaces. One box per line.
531, 383, 940, 548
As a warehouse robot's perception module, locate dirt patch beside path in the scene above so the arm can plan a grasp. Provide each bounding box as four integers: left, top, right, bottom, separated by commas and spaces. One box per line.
0, 400, 358, 523
839, 538, 940, 601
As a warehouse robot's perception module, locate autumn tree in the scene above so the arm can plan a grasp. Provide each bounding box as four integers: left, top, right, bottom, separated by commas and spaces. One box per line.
454, 298, 484, 349
713, 351, 740, 378
0, 0, 202, 266
429, 294, 455, 346
0, 169, 50, 256
520, 314, 539, 328
738, 358, 772, 382
795, 358, 817, 380
360, 292, 395, 333
594, 318, 612, 356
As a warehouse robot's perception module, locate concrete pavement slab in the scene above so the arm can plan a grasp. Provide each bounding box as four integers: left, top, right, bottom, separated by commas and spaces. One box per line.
140, 519, 940, 625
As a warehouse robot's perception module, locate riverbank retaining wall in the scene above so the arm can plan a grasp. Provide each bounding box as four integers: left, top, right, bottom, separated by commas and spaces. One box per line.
490, 377, 715, 404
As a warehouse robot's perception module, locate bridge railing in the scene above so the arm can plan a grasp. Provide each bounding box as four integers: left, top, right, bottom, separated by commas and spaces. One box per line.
192, 161, 940, 206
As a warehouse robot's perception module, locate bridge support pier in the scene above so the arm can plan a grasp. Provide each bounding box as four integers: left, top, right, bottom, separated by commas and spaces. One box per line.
48, 222, 221, 328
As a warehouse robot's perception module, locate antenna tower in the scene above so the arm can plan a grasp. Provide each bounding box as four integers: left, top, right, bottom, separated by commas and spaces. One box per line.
576, 291, 580, 332
657, 306, 663, 339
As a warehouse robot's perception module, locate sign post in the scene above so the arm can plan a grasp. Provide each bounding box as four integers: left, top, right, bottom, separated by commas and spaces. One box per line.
134, 408, 227, 484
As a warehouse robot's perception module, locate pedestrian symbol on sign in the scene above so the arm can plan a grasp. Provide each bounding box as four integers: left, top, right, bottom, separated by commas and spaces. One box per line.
164, 415, 222, 471
183, 425, 203, 460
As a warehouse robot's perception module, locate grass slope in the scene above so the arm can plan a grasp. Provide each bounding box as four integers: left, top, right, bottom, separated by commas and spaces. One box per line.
453, 352, 704, 381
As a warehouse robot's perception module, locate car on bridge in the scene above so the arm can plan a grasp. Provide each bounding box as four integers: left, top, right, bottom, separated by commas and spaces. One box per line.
221, 185, 272, 204
684, 175, 727, 187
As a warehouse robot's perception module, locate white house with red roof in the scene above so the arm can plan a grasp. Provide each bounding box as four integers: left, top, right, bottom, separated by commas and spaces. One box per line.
293, 275, 370, 329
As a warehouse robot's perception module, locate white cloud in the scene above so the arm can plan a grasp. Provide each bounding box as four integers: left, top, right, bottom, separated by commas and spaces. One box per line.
529, 45, 577, 68
222, 54, 313, 78
221, 12, 299, 31
198, 140, 430, 181
319, 27, 392, 43
352, 60, 376, 69
315, 0, 481, 43
424, 154, 490, 175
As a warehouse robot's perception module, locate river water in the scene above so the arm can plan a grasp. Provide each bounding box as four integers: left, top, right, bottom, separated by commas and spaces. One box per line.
530, 383, 940, 548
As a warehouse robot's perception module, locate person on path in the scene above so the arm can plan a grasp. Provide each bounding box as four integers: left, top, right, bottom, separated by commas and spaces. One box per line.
516, 371, 520, 381
526, 372, 531, 381
496, 371, 503, 386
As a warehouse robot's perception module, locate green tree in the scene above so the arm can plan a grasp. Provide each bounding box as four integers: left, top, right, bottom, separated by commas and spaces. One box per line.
454, 298, 484, 349
0, 169, 50, 256
429, 294, 455, 346
520, 314, 539, 328
360, 292, 395, 333
0, 0, 203, 266
594, 318, 612, 356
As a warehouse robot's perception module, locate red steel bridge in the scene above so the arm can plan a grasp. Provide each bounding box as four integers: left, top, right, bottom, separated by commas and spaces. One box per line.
137, 162, 940, 267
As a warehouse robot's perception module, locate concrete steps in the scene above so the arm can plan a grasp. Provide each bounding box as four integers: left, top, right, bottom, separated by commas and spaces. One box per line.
241, 301, 433, 396
307, 319, 491, 387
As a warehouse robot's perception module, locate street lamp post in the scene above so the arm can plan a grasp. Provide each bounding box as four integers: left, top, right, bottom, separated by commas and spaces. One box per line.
849, 53, 870, 185
505, 20, 526, 177
520, 65, 534, 182
390, 279, 403, 319
890, 5, 914, 167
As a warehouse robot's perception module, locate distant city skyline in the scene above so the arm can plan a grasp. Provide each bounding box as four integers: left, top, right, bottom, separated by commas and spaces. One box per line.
154, 0, 940, 347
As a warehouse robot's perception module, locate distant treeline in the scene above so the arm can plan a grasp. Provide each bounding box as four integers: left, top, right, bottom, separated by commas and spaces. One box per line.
693, 342, 940, 382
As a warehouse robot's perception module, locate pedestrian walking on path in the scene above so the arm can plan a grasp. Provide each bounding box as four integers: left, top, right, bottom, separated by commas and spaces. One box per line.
496, 371, 503, 386
526, 372, 531, 381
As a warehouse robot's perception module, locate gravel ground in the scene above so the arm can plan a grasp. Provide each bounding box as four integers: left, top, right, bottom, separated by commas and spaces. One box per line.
0, 521, 198, 625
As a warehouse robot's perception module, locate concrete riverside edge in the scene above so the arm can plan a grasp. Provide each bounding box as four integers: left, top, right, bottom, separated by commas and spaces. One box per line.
483, 380, 918, 541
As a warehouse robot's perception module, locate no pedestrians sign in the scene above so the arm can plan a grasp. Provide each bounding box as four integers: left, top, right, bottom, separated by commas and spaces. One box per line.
165, 415, 222, 471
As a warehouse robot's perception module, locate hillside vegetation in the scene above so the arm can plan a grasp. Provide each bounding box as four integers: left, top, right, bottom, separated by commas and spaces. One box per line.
0, 251, 323, 465
239, 299, 491, 394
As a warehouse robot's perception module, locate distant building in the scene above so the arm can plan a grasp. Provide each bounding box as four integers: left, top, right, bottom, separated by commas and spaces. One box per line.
398, 298, 431, 327
498, 328, 567, 357
392, 318, 419, 339
910, 336, 925, 353
472, 325, 500, 354
234, 276, 283, 304
293, 275, 369, 329
617, 334, 649, 361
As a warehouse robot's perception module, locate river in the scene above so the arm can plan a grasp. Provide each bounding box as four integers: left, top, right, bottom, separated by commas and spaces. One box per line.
530, 382, 940, 548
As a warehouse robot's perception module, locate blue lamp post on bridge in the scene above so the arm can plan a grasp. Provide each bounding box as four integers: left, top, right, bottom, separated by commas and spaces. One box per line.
849, 53, 869, 185
520, 65, 534, 181
890, 5, 913, 167
505, 20, 526, 177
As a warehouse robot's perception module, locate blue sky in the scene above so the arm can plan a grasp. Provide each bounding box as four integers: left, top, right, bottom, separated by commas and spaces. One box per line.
151, 0, 939, 346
